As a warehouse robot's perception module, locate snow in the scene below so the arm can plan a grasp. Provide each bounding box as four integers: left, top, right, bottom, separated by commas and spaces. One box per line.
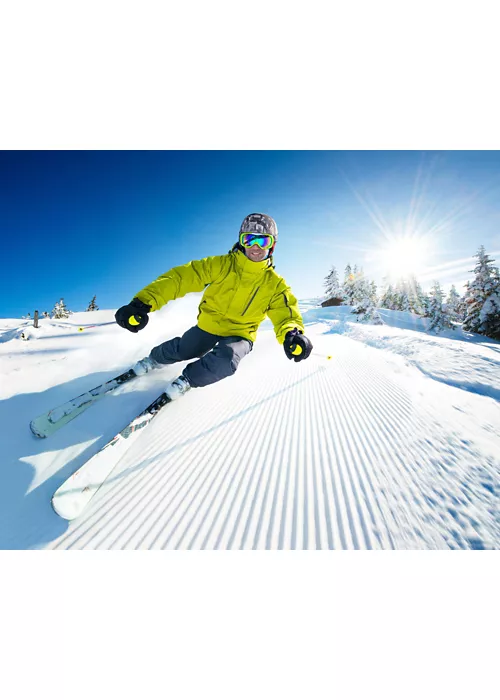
0, 299, 499, 549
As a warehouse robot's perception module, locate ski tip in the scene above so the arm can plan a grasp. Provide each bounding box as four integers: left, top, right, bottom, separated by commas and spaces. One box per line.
30, 421, 47, 438
51, 494, 78, 521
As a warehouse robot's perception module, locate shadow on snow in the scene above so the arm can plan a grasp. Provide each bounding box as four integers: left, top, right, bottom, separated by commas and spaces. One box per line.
0, 369, 161, 549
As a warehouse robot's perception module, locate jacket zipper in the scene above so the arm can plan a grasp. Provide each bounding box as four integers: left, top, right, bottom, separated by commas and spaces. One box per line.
242, 287, 260, 316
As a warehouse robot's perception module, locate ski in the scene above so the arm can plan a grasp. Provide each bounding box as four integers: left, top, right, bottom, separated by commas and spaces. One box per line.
51, 391, 172, 520
30, 368, 138, 438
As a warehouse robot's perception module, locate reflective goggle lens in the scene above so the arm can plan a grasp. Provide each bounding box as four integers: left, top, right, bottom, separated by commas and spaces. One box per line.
239, 233, 274, 249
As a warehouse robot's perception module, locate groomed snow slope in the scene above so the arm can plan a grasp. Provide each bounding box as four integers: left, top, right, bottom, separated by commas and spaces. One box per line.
0, 299, 499, 549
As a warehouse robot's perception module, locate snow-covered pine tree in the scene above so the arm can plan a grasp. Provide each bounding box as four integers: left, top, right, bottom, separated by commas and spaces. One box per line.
420, 291, 430, 316
43, 311, 49, 318
380, 283, 396, 310
351, 270, 371, 306
343, 264, 356, 305
456, 290, 467, 321
398, 280, 412, 312
463, 246, 500, 339
456, 282, 470, 322
51, 298, 72, 319
420, 292, 430, 317
350, 270, 380, 322
445, 284, 463, 324
358, 304, 383, 325
86, 295, 99, 312
323, 266, 342, 301
352, 291, 383, 324
392, 279, 408, 311
427, 281, 451, 333
389, 276, 426, 315
480, 292, 500, 340
406, 275, 426, 315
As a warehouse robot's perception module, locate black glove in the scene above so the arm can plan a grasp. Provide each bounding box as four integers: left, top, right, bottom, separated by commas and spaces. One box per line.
283, 328, 313, 362
115, 297, 152, 333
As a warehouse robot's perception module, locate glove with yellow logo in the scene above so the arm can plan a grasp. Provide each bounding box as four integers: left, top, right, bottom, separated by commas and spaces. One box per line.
115, 298, 152, 333
283, 328, 313, 362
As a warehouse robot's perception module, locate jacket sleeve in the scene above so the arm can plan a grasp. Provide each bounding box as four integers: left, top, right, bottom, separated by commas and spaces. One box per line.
267, 282, 305, 344
135, 256, 226, 312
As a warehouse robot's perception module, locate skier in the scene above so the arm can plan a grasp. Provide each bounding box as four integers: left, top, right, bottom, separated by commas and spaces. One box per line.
115, 213, 313, 399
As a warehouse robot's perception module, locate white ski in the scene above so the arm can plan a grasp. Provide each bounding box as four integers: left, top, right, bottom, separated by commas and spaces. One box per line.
51, 391, 172, 520
30, 368, 137, 438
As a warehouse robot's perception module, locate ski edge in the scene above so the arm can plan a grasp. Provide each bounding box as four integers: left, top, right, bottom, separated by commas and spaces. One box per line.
30, 368, 138, 438
51, 391, 172, 520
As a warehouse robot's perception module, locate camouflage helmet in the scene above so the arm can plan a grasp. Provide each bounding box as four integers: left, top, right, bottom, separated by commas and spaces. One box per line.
239, 213, 278, 241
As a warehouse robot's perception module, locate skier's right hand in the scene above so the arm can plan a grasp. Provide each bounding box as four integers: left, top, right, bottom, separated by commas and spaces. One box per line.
283, 328, 313, 362
115, 297, 152, 333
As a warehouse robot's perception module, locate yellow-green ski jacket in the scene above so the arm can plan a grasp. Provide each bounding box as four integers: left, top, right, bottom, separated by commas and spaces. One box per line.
135, 249, 304, 344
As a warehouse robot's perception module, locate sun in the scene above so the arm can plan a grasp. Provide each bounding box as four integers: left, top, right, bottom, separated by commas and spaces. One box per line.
383, 235, 429, 280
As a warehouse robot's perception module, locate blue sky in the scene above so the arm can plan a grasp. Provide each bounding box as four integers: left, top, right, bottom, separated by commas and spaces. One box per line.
1, 150, 500, 318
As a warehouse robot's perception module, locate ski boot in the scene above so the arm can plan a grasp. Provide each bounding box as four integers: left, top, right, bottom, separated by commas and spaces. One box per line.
165, 375, 191, 400
132, 355, 163, 376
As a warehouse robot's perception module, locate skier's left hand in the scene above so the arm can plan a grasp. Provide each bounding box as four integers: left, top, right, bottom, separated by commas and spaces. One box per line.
283, 328, 313, 362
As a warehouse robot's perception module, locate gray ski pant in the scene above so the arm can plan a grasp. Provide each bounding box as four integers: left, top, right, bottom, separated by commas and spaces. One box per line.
150, 325, 253, 388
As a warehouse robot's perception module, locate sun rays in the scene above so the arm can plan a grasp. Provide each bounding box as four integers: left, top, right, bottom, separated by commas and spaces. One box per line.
383, 233, 430, 278
337, 155, 492, 286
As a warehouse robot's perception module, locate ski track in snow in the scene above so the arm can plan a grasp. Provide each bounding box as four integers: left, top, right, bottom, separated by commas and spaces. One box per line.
46, 329, 500, 551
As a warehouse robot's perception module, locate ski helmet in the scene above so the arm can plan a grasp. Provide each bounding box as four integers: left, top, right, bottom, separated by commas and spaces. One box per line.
239, 213, 278, 240
238, 213, 278, 257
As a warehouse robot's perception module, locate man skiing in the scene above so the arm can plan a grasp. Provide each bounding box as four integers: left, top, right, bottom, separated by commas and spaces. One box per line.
115, 213, 313, 399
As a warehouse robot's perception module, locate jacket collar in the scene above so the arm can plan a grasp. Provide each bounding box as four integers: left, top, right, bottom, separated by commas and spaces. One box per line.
233, 249, 271, 275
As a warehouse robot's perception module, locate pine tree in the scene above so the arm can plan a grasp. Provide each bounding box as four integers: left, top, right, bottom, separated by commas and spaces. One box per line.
427, 282, 451, 333
398, 281, 411, 312
420, 292, 431, 317
392, 279, 408, 311
380, 283, 395, 310
480, 293, 500, 340
456, 292, 467, 321
406, 275, 426, 315
380, 275, 426, 316
459, 282, 470, 321
390, 276, 426, 315
358, 305, 383, 325
351, 273, 370, 306
51, 298, 72, 319
343, 264, 356, 305
86, 295, 99, 312
350, 270, 380, 321
352, 292, 383, 324
323, 266, 342, 301
445, 285, 463, 324
42, 311, 50, 318
463, 246, 500, 338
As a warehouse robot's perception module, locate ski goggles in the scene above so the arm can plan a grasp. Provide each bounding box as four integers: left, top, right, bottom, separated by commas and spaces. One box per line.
239, 232, 275, 249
